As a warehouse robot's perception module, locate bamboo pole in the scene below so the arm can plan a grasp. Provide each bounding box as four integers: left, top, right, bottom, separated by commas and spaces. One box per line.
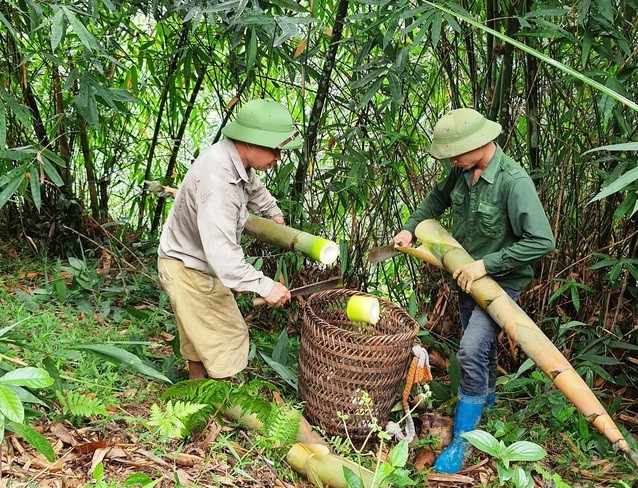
406, 219, 637, 465
244, 215, 339, 265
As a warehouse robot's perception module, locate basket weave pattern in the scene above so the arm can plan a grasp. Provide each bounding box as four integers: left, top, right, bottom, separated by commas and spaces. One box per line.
299, 289, 420, 440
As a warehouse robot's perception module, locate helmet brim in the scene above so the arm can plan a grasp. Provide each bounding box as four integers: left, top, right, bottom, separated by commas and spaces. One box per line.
428, 119, 502, 159
222, 122, 302, 150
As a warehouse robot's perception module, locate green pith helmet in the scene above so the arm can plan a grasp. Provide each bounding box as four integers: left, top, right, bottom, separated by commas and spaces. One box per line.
221, 99, 302, 150
428, 108, 502, 159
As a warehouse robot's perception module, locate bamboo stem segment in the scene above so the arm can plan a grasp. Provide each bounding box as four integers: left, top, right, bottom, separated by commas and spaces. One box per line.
412, 219, 637, 465
244, 216, 339, 265
346, 295, 380, 324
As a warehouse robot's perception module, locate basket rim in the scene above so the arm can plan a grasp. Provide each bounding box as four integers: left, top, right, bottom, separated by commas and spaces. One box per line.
303, 289, 420, 343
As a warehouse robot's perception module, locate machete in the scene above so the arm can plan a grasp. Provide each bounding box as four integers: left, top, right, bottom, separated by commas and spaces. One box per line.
252, 276, 343, 306
367, 243, 414, 263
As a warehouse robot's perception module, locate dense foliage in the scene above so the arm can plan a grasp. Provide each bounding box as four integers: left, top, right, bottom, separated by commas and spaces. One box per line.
1, 0, 637, 483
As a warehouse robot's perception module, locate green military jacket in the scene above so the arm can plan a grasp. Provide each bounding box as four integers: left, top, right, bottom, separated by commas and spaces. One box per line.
403, 145, 555, 291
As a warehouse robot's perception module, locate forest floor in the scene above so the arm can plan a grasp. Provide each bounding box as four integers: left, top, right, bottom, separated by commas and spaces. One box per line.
1, 250, 636, 488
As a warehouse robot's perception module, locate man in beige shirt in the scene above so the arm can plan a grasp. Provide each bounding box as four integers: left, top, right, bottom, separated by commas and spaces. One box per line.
158, 99, 302, 379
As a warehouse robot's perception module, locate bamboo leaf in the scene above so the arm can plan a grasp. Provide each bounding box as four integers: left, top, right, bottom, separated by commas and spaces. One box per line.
0, 101, 6, 149
582, 142, 638, 155
259, 352, 297, 390
29, 165, 41, 211
40, 151, 66, 186
0, 12, 19, 40
50, 9, 65, 52
0, 166, 27, 210
271, 329, 289, 365
246, 28, 257, 70
589, 166, 638, 203
6, 421, 56, 462
0, 89, 33, 128
61, 7, 99, 52
424, 1, 638, 112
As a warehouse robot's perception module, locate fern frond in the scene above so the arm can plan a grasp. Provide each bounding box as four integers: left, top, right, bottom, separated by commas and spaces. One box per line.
163, 379, 232, 409
263, 404, 301, 446
147, 400, 206, 439
159, 378, 303, 446
58, 390, 108, 419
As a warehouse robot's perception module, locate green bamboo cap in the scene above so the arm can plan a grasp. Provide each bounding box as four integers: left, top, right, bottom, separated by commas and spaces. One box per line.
428, 108, 502, 159
222, 99, 302, 149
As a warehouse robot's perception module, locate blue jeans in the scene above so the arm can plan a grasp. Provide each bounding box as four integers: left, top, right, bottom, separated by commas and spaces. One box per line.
456, 289, 520, 397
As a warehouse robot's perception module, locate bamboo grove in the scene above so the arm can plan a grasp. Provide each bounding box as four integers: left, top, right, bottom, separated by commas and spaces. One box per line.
1, 0, 637, 457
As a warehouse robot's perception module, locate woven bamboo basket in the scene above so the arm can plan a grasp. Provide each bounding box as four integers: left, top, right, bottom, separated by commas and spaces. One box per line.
299, 289, 420, 440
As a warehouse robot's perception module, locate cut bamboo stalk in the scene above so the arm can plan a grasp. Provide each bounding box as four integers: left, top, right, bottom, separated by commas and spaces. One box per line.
244, 216, 339, 265
220, 403, 375, 487
346, 295, 380, 324
144, 182, 339, 265
286, 443, 376, 488
408, 219, 637, 465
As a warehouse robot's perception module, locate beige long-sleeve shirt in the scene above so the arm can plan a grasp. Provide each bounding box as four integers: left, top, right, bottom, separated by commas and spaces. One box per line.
159, 139, 282, 297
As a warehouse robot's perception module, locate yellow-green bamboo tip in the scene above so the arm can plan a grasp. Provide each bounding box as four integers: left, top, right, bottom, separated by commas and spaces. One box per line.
294, 232, 339, 265
286, 443, 375, 488
346, 295, 380, 324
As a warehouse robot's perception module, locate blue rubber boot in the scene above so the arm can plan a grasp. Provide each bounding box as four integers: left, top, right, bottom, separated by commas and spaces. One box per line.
433, 394, 487, 474
485, 389, 496, 409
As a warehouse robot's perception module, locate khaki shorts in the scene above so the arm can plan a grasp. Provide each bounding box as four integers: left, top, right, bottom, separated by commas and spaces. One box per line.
157, 257, 248, 378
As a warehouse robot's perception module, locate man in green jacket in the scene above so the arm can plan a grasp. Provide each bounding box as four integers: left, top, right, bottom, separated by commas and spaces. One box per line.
393, 108, 555, 473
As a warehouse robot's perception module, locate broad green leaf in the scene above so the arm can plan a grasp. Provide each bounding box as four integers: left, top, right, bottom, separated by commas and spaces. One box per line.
512, 466, 534, 488
343, 467, 365, 488
9, 385, 49, 407
259, 352, 297, 390
271, 329, 289, 365
0, 367, 54, 388
461, 429, 501, 457
389, 440, 409, 467
124, 473, 155, 486
7, 421, 55, 462
503, 440, 547, 462
0, 385, 24, 423
62, 7, 99, 52
71, 345, 172, 383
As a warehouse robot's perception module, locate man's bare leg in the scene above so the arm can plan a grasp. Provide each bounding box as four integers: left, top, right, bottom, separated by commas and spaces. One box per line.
188, 360, 207, 379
